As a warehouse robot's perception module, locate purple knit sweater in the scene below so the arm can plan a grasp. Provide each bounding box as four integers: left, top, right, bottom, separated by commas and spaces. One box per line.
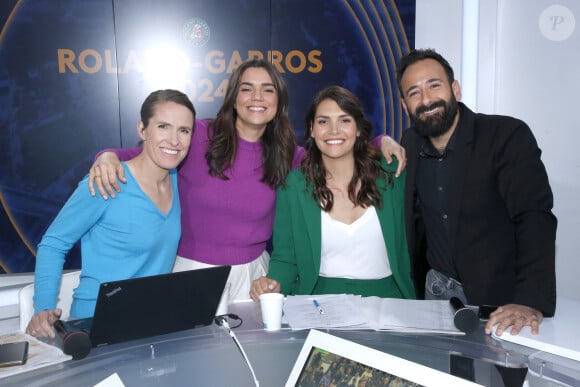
109, 119, 384, 265
111, 119, 303, 265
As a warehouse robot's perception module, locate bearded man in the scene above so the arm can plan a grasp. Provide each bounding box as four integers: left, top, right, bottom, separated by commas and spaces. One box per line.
396, 48, 557, 386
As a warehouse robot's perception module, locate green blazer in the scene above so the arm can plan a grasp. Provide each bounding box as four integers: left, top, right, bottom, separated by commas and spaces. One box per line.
267, 157, 415, 299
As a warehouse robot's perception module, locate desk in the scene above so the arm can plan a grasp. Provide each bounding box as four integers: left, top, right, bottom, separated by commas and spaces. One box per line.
1, 301, 577, 387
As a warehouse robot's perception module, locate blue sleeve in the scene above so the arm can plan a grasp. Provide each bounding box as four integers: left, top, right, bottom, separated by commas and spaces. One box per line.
33, 175, 108, 313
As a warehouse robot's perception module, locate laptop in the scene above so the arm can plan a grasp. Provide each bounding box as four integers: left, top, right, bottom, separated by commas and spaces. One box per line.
65, 266, 231, 347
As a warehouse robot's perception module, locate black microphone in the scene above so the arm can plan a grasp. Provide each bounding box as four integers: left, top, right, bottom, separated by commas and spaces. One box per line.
449, 297, 478, 333
54, 320, 92, 360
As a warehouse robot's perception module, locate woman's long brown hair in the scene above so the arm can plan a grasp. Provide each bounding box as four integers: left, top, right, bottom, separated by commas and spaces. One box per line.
301, 86, 392, 211
205, 59, 296, 188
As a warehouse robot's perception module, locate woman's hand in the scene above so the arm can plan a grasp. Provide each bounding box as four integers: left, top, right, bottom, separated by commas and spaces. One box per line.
380, 136, 406, 177
88, 152, 126, 199
250, 276, 280, 301
26, 309, 62, 338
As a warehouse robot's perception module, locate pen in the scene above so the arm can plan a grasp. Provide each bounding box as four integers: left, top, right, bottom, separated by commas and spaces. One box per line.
312, 299, 324, 315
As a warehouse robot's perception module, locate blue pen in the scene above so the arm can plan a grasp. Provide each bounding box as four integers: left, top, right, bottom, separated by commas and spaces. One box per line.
312, 299, 324, 315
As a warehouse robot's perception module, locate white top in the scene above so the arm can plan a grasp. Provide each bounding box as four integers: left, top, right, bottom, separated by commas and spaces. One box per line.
319, 206, 392, 279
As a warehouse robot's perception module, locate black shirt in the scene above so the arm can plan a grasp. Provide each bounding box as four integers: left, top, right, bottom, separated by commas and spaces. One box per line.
415, 116, 463, 281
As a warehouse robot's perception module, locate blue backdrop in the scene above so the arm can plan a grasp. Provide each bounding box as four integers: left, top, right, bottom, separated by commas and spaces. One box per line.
0, 0, 415, 273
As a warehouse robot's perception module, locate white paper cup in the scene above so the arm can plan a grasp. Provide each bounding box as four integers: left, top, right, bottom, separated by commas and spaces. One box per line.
259, 292, 284, 331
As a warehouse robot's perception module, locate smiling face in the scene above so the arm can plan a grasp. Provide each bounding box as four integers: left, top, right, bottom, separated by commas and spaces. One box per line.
234, 67, 278, 139
139, 100, 193, 171
311, 98, 359, 162
400, 58, 461, 138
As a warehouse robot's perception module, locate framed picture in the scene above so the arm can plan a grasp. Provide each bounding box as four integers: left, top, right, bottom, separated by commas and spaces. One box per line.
285, 329, 482, 387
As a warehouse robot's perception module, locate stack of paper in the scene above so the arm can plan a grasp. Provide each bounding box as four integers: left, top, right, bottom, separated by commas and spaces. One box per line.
283, 295, 463, 335
283, 294, 368, 330
361, 297, 461, 334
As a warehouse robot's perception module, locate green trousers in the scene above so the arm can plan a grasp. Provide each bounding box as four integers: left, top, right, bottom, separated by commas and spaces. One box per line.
311, 275, 404, 298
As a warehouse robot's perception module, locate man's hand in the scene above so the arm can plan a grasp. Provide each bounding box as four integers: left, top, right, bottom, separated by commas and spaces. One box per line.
485, 304, 543, 336
250, 276, 281, 301
26, 309, 62, 338
380, 136, 406, 177
88, 152, 126, 199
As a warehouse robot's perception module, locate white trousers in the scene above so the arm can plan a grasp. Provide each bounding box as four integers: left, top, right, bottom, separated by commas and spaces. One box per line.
172, 251, 270, 302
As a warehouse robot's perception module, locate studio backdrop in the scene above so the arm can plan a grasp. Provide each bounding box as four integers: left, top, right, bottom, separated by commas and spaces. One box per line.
0, 0, 416, 273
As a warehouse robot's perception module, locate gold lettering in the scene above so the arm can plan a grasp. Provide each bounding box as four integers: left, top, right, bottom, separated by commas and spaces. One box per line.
122, 50, 141, 74
247, 51, 264, 61
308, 50, 323, 73
104, 49, 118, 73
268, 50, 284, 73
206, 51, 225, 74
285, 50, 306, 73
226, 50, 243, 73
57, 49, 78, 73
78, 49, 102, 74
198, 79, 214, 102
55, 48, 324, 77
214, 78, 228, 98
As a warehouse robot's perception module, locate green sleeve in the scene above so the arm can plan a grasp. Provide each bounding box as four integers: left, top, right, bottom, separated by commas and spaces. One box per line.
267, 185, 300, 294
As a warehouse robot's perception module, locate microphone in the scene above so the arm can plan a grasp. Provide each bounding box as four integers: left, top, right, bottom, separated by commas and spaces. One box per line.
449, 297, 478, 333
54, 320, 92, 360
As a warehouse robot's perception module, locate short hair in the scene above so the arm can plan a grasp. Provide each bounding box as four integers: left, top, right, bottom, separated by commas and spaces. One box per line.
395, 48, 455, 96
140, 89, 196, 128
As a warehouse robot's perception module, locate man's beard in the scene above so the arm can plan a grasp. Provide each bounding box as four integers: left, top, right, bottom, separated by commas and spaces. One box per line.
409, 95, 458, 138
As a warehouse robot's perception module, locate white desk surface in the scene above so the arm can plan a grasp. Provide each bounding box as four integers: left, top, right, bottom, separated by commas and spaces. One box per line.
492, 297, 580, 362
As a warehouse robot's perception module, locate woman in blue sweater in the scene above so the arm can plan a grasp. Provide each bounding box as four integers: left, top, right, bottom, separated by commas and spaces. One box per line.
26, 89, 195, 338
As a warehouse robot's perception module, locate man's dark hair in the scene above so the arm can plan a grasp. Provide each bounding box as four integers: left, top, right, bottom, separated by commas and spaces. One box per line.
395, 49, 455, 96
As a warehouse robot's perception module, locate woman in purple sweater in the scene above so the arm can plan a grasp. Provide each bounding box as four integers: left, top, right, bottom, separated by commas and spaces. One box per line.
89, 59, 405, 301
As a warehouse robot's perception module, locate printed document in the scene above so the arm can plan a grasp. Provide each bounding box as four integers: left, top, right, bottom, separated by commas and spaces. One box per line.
283, 294, 463, 335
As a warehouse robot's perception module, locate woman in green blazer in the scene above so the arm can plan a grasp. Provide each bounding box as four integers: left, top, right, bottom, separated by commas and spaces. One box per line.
250, 86, 415, 300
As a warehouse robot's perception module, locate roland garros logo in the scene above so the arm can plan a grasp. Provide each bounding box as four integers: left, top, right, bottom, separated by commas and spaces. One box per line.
183, 17, 210, 47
